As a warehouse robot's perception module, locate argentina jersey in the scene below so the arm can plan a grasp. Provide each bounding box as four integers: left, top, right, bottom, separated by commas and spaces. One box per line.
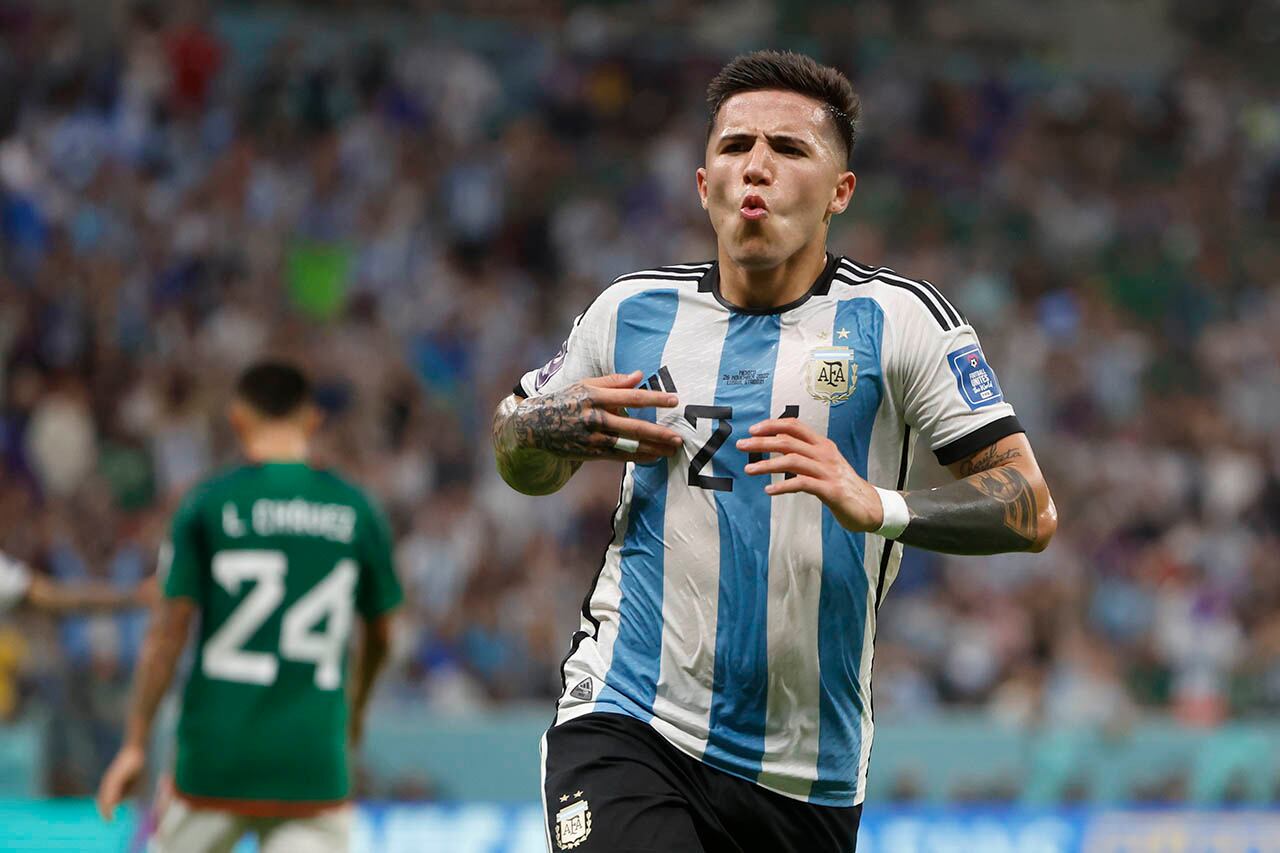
516, 254, 1023, 806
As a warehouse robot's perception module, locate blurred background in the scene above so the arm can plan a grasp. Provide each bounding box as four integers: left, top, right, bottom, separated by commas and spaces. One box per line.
1, 0, 1279, 849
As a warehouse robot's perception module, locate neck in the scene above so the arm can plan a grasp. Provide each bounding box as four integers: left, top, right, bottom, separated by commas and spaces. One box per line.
242, 428, 310, 463
716, 237, 829, 311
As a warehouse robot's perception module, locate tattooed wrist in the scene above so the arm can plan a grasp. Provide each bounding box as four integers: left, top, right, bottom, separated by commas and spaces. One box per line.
898, 465, 1041, 555
492, 394, 582, 495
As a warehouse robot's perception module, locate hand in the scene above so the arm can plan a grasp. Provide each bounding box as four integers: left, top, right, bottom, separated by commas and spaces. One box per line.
737, 418, 885, 533
97, 743, 146, 822
512, 371, 683, 463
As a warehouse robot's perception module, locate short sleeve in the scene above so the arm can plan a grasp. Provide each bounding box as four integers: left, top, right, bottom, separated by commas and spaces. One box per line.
161, 489, 208, 603
891, 305, 1023, 467
355, 496, 403, 619
513, 296, 612, 399
0, 553, 32, 613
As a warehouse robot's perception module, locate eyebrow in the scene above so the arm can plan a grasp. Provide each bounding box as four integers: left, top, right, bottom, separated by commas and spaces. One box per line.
718, 132, 813, 150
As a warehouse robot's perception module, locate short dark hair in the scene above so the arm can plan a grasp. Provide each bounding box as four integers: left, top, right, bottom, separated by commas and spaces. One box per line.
706, 50, 861, 164
235, 360, 312, 419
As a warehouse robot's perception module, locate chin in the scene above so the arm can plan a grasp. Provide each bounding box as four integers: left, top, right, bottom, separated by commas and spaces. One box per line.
725, 240, 789, 270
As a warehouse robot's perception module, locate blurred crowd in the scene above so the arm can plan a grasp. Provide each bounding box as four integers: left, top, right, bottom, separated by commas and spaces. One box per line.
1, 0, 1279, 796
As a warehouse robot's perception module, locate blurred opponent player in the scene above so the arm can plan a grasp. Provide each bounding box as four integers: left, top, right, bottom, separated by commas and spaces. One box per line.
97, 361, 402, 853
493, 51, 1057, 850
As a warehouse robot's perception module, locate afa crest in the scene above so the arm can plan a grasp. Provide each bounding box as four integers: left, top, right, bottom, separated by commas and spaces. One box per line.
555, 797, 592, 849
805, 346, 857, 403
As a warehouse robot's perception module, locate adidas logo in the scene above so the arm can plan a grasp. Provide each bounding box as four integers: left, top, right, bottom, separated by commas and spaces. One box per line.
570, 678, 594, 701
642, 366, 677, 393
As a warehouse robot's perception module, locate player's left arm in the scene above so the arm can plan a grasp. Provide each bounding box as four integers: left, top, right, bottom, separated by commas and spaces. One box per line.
97, 595, 197, 820
99, 489, 206, 822
739, 421, 1055, 555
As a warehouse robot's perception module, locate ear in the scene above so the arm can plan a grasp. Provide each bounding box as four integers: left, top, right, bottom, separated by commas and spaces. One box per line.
696, 167, 709, 210
828, 171, 856, 216
227, 400, 251, 438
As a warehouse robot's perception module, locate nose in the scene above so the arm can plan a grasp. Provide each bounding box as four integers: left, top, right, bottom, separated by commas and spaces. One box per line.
742, 140, 773, 186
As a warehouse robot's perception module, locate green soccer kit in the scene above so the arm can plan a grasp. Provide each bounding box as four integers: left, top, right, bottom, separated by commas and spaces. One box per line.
161, 462, 402, 811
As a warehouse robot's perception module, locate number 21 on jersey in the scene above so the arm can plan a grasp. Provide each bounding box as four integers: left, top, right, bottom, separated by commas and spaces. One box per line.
203, 550, 356, 690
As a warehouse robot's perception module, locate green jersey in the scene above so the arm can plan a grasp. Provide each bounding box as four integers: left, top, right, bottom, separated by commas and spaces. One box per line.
161, 462, 402, 809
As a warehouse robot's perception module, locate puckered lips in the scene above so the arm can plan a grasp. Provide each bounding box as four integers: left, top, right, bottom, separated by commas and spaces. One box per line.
740, 193, 769, 220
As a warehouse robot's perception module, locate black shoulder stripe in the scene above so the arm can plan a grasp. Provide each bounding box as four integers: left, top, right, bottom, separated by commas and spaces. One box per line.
833, 270, 952, 330
918, 280, 965, 327
839, 260, 963, 329
612, 271, 706, 285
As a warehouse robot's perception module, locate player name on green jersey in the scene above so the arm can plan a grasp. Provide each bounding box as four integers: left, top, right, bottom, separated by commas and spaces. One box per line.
162, 462, 402, 811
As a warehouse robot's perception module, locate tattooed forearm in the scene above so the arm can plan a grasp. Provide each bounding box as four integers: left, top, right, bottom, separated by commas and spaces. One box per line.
956, 445, 1022, 477
491, 393, 585, 495
898, 465, 1041, 555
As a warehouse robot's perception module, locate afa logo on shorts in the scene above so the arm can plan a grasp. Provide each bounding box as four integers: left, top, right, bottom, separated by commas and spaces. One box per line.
947, 344, 1004, 409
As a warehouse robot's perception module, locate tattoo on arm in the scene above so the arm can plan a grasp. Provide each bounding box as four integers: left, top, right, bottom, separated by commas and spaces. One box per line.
899, 464, 1040, 555
491, 392, 588, 495
956, 445, 1022, 477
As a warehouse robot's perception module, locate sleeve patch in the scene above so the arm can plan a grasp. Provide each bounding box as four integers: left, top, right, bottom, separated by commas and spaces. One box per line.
947, 344, 1004, 410
533, 338, 570, 393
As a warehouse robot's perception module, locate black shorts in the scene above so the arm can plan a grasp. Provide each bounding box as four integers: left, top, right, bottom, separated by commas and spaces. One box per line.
541, 713, 862, 853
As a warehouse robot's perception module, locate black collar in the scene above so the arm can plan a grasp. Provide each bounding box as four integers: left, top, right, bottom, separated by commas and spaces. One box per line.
697, 253, 839, 315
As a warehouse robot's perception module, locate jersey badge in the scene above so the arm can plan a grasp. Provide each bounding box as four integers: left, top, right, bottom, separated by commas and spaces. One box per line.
570, 677, 594, 701
947, 344, 1004, 409
535, 338, 570, 392
806, 346, 856, 403
555, 795, 592, 849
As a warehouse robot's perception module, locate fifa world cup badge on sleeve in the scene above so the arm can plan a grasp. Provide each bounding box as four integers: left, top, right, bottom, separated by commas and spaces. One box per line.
947, 343, 1004, 409
535, 338, 570, 392
806, 346, 856, 403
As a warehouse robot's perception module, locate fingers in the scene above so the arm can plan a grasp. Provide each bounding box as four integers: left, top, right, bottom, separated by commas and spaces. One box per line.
749, 418, 822, 443
582, 371, 646, 389
591, 386, 680, 410
763, 475, 826, 498
96, 771, 122, 821
735, 434, 810, 456
743, 453, 828, 480
588, 433, 679, 461
595, 412, 684, 450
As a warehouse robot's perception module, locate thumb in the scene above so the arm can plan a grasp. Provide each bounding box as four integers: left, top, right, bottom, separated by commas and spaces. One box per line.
585, 371, 643, 389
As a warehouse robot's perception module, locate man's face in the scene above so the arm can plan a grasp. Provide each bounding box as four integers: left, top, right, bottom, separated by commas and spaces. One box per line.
698, 89, 855, 269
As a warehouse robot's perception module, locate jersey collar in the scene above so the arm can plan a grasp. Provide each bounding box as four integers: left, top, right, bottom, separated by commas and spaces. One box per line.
697, 253, 839, 315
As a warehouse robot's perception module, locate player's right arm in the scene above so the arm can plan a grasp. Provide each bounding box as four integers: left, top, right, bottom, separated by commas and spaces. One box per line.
492, 297, 681, 496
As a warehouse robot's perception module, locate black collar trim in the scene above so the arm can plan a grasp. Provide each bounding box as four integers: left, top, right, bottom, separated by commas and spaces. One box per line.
697, 254, 839, 315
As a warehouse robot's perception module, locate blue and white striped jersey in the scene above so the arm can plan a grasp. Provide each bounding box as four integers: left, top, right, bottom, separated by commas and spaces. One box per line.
517, 255, 1023, 806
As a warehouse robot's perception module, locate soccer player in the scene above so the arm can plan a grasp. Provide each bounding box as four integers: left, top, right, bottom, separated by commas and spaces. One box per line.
493, 51, 1057, 851
96, 361, 402, 853
0, 551, 152, 615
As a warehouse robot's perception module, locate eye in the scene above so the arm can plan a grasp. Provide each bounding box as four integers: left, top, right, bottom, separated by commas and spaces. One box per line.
777, 144, 804, 156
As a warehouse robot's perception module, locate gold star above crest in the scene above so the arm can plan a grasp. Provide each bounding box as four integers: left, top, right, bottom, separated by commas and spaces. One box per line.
837, 328, 850, 340
560, 794, 570, 802
574, 790, 584, 798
